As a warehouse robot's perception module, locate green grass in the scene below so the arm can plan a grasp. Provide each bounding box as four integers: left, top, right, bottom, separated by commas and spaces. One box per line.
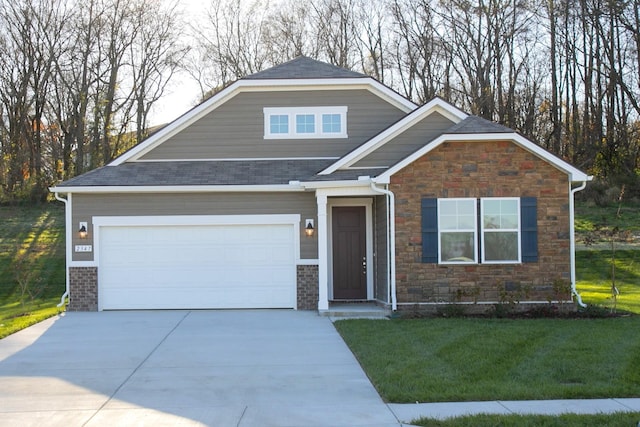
576, 250, 639, 313
334, 317, 640, 403
0, 204, 66, 339
413, 412, 640, 427
574, 203, 640, 234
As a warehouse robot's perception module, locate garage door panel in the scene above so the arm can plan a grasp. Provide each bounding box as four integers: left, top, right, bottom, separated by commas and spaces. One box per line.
99, 222, 296, 310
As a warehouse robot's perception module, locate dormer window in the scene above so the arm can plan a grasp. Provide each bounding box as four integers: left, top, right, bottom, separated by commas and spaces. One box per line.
264, 107, 348, 139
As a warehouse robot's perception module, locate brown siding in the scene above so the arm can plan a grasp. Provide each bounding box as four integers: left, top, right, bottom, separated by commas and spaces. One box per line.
391, 140, 571, 305
139, 90, 406, 161
71, 192, 318, 262
353, 112, 454, 168
374, 195, 389, 302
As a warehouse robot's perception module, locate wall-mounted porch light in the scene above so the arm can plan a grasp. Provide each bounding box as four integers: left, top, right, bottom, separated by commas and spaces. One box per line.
79, 222, 88, 239
305, 219, 315, 237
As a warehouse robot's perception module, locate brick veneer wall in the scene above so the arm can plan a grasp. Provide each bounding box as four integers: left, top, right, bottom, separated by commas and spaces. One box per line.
297, 264, 319, 310
68, 267, 98, 311
391, 140, 572, 307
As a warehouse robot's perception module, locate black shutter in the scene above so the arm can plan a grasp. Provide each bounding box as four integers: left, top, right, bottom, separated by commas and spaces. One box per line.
520, 197, 538, 262
421, 198, 438, 263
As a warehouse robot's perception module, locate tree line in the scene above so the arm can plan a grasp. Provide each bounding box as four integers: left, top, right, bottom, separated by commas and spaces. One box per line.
1, 0, 638, 202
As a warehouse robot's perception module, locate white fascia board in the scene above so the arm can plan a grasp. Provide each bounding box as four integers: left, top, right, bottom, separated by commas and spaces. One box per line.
377, 132, 593, 183
111, 77, 416, 166
319, 98, 468, 175
49, 184, 305, 194
299, 179, 372, 189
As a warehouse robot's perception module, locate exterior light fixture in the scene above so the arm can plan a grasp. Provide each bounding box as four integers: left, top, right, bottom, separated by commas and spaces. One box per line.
79, 222, 88, 239
305, 219, 315, 237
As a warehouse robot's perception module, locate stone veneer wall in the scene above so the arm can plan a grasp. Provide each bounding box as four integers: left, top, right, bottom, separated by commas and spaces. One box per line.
391, 140, 572, 307
68, 267, 98, 311
297, 264, 319, 310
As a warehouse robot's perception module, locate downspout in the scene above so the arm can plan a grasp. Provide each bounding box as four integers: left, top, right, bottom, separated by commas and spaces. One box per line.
370, 182, 397, 311
570, 181, 588, 308
54, 192, 70, 308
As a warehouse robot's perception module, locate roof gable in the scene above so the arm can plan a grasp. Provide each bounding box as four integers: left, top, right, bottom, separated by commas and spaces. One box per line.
244, 56, 366, 80
319, 97, 468, 175
374, 132, 592, 183
110, 62, 417, 166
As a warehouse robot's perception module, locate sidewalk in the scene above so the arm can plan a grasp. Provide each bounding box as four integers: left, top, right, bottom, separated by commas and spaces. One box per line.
389, 398, 640, 423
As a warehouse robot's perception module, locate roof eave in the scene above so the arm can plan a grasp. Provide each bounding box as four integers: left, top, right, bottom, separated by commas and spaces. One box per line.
49, 184, 306, 194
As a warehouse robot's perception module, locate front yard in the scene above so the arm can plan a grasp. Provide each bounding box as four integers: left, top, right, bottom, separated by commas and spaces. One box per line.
335, 316, 640, 403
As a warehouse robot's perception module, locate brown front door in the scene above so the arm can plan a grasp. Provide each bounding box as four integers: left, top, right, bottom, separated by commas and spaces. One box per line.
332, 206, 367, 300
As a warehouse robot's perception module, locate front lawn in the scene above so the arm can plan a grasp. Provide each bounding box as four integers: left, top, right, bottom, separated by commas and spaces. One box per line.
335, 317, 640, 403
413, 412, 640, 427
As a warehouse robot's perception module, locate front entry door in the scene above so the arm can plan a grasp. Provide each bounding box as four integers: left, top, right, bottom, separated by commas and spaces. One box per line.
332, 206, 367, 300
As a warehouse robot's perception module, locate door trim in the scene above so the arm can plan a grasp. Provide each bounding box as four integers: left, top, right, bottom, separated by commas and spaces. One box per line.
327, 198, 373, 300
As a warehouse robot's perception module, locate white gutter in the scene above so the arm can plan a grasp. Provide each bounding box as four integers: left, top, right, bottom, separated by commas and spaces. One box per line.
54, 192, 70, 308
369, 182, 397, 311
570, 180, 589, 308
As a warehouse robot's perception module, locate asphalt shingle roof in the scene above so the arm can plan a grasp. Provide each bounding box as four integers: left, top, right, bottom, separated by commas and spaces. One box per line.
56, 159, 337, 187
445, 115, 514, 133
244, 56, 366, 80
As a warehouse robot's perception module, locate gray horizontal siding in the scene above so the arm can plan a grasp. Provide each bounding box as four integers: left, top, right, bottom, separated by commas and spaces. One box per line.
140, 90, 406, 161
352, 112, 454, 168
71, 192, 318, 262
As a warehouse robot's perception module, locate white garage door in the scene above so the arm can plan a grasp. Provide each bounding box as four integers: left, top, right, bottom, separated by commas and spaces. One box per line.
98, 221, 296, 310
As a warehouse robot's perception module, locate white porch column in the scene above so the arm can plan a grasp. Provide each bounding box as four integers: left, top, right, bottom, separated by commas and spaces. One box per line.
316, 194, 329, 311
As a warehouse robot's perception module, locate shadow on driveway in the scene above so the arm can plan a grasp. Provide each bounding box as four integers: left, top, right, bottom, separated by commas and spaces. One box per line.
0, 310, 400, 426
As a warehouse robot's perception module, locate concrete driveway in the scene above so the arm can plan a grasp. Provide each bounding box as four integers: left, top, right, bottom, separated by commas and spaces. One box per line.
0, 310, 403, 427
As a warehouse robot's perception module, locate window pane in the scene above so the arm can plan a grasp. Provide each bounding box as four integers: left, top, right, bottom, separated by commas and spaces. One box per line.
483, 199, 518, 230
440, 216, 458, 230
439, 199, 476, 230
502, 214, 518, 229
441, 232, 475, 262
322, 114, 341, 133
484, 232, 518, 261
270, 115, 288, 134
439, 200, 458, 216
296, 114, 315, 133
458, 214, 476, 229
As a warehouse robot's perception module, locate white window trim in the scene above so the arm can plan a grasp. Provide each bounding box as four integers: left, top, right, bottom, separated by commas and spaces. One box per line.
480, 197, 521, 264
437, 198, 478, 265
263, 106, 348, 139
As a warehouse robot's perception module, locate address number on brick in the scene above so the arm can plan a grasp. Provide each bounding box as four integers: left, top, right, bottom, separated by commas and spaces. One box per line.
75, 245, 93, 253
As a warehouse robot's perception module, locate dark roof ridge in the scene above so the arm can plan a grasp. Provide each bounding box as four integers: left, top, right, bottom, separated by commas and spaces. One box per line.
244, 56, 367, 80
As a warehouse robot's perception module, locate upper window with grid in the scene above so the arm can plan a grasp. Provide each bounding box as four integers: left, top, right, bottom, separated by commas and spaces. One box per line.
263, 107, 348, 139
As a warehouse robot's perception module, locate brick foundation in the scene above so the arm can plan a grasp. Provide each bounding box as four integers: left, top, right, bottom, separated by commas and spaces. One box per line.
297, 264, 319, 310
391, 140, 573, 306
68, 267, 98, 311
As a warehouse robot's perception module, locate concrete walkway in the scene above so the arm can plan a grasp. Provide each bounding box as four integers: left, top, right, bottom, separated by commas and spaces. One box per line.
1, 311, 639, 426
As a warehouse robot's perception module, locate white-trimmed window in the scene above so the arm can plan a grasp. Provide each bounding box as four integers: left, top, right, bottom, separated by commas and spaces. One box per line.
264, 107, 348, 139
438, 199, 477, 264
481, 198, 520, 263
